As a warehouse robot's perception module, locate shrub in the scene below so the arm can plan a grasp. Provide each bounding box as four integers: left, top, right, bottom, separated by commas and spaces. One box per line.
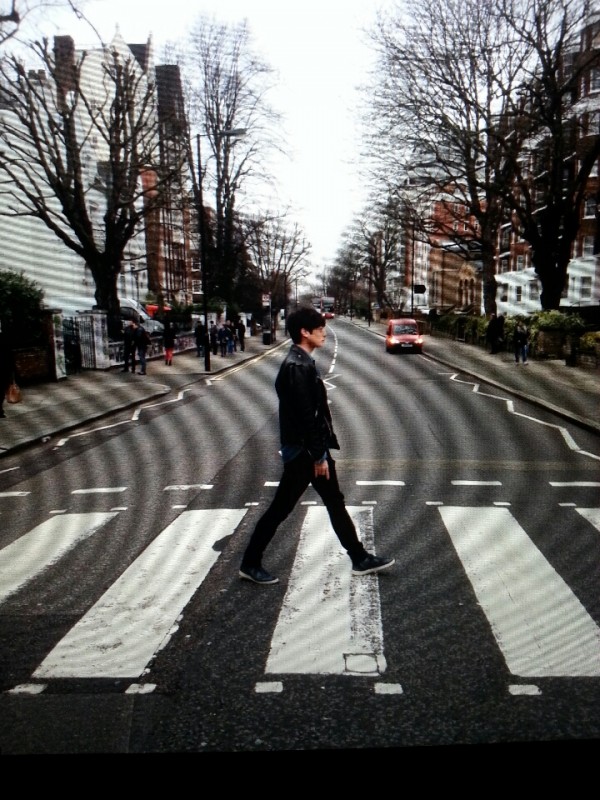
0, 270, 46, 346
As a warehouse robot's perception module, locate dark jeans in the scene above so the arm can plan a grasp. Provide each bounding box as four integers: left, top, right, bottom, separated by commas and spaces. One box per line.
242, 451, 368, 568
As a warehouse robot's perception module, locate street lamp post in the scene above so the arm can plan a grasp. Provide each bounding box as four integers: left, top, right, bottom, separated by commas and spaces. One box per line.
195, 128, 247, 372
196, 133, 211, 371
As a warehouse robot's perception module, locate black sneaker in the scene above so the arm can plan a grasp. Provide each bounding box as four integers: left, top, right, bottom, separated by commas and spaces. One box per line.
239, 565, 279, 585
352, 554, 395, 576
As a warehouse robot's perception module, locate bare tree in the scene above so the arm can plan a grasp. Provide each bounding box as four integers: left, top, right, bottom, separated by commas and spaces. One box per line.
242, 211, 311, 315
495, 0, 600, 309
183, 17, 282, 308
1, 1, 84, 48
365, 0, 600, 312
366, 0, 528, 315
0, 35, 186, 337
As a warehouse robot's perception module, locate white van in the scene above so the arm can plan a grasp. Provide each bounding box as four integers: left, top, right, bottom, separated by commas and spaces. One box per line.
120, 298, 164, 334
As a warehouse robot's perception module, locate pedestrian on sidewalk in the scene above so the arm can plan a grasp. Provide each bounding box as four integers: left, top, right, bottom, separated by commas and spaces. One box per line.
163, 318, 176, 366
218, 324, 229, 357
210, 322, 218, 356
121, 320, 137, 373
135, 321, 151, 375
0, 328, 15, 419
236, 317, 246, 352
239, 306, 395, 585
514, 320, 529, 364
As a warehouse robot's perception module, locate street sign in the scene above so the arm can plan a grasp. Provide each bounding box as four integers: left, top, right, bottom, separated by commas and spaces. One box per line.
262, 293, 271, 306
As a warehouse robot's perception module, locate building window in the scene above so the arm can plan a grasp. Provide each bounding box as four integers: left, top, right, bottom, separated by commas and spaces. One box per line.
591, 67, 600, 93
191, 280, 202, 294
499, 227, 511, 250
499, 283, 509, 302
517, 255, 525, 270
584, 197, 596, 218
582, 236, 595, 257
529, 280, 539, 300
581, 276, 592, 299
515, 286, 522, 303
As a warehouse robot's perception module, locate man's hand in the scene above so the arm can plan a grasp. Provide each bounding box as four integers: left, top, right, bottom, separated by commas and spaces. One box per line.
314, 460, 329, 480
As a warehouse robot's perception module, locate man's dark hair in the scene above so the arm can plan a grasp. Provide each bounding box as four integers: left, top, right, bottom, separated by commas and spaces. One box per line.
286, 306, 325, 344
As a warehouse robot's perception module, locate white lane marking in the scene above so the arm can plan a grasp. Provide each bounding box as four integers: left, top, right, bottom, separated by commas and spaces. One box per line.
34, 508, 247, 679
357, 481, 405, 486
374, 683, 404, 695
0, 491, 30, 497
550, 482, 600, 487
164, 484, 213, 491
266, 506, 387, 676
509, 684, 542, 696
0, 513, 117, 604
8, 684, 47, 695
438, 506, 600, 677
448, 374, 600, 462
575, 508, 600, 530
71, 487, 127, 494
452, 480, 502, 486
0, 466, 20, 475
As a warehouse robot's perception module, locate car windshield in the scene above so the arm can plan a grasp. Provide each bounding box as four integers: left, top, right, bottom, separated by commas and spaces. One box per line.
393, 325, 417, 334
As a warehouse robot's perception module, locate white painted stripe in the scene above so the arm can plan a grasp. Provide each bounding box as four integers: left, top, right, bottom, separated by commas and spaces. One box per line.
71, 487, 127, 494
125, 683, 156, 694
356, 480, 405, 486
255, 681, 283, 693
0, 491, 30, 497
438, 506, 600, 677
8, 683, 47, 695
34, 509, 247, 679
0, 513, 116, 604
374, 683, 404, 695
164, 484, 213, 491
575, 508, 600, 531
451, 481, 502, 486
266, 506, 387, 676
550, 482, 600, 487
264, 481, 279, 487
509, 684, 542, 696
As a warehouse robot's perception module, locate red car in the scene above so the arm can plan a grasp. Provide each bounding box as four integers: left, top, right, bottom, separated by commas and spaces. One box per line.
385, 318, 423, 353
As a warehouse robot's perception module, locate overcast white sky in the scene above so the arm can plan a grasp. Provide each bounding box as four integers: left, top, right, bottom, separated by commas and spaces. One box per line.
32, 0, 397, 271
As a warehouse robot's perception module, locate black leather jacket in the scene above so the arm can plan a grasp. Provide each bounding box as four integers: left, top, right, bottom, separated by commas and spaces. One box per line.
275, 343, 340, 461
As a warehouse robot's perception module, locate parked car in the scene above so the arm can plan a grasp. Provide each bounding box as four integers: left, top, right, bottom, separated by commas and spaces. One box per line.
322, 311, 335, 319
385, 318, 423, 353
120, 298, 164, 335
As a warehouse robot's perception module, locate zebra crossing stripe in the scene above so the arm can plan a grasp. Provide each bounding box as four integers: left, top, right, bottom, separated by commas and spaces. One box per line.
438, 506, 600, 677
266, 506, 387, 676
33, 508, 247, 680
0, 512, 117, 604
575, 508, 600, 530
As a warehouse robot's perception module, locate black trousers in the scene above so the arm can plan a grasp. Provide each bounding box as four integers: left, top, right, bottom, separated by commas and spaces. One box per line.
242, 451, 368, 568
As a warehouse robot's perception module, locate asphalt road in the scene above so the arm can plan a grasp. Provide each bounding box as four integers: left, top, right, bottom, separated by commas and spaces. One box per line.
1, 320, 599, 758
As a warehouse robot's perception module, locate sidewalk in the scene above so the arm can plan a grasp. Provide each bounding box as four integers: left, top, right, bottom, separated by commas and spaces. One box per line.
1, 318, 599, 456
0, 333, 287, 455
351, 317, 600, 436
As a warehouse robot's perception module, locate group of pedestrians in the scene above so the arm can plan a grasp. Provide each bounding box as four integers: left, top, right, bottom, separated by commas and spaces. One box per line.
208, 319, 246, 357
121, 319, 151, 375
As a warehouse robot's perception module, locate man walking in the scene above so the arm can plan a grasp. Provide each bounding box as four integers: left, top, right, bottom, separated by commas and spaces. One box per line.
239, 306, 395, 585
121, 320, 137, 373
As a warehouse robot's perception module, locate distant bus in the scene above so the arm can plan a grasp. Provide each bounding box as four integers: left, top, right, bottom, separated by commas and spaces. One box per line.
312, 296, 335, 315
